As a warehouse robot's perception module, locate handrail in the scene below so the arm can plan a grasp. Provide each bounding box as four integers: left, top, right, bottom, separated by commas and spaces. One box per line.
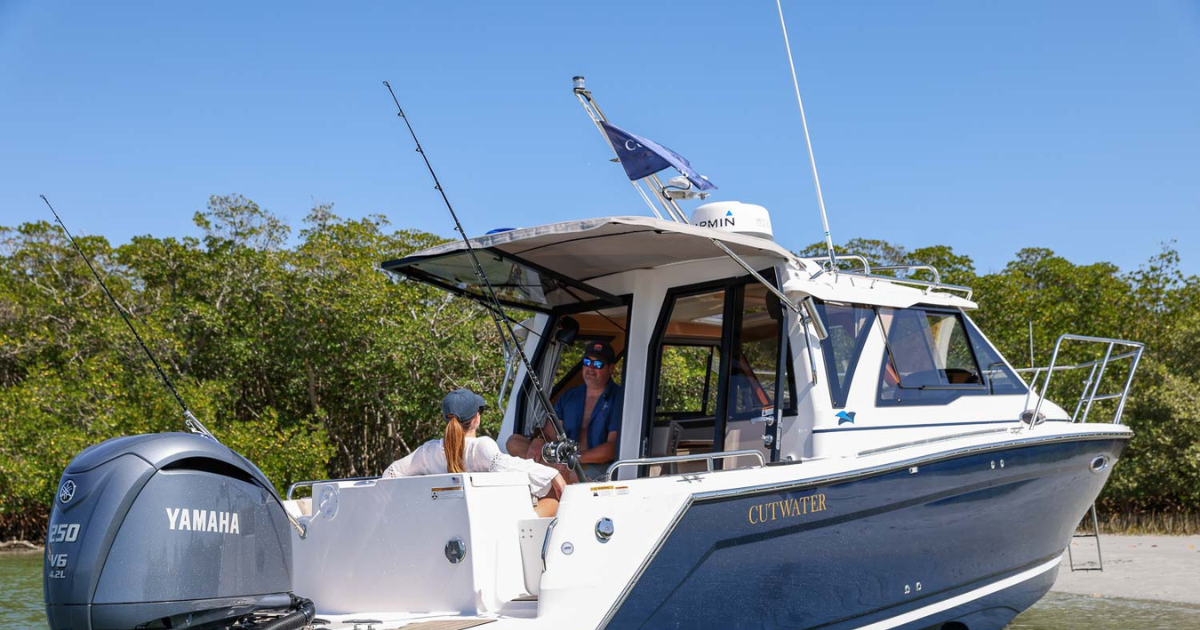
1026, 334, 1144, 429
287, 476, 381, 500
802, 254, 974, 300
604, 449, 767, 481
869, 264, 941, 287
840, 271, 974, 300
834, 254, 872, 275
1014, 348, 1141, 375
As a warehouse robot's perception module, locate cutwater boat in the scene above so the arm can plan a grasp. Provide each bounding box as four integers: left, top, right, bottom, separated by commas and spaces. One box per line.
43, 42, 1144, 630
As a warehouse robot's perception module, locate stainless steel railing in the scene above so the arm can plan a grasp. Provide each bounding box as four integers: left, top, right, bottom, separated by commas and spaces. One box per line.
603, 449, 767, 481
804, 256, 974, 300
1015, 334, 1144, 428
287, 476, 380, 500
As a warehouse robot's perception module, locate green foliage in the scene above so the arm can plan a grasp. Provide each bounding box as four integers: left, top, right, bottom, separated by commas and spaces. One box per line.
0, 196, 504, 541
2, 198, 1197, 540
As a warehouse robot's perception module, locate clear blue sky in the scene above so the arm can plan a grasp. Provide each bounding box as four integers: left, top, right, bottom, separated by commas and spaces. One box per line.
2, 1, 1198, 277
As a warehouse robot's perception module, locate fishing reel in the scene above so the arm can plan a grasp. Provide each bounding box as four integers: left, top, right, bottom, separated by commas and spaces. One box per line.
541, 438, 580, 468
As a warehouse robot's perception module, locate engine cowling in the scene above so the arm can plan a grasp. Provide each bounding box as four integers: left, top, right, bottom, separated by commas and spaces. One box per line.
44, 433, 294, 630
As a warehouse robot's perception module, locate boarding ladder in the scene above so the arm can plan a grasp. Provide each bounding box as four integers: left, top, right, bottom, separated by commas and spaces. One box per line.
1015, 334, 1144, 572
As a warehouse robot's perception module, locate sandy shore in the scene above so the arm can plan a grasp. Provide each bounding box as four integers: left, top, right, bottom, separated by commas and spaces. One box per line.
1050, 534, 1200, 604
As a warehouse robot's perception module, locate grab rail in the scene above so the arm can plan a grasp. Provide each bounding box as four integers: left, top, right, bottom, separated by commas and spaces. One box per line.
833, 254, 872, 276
604, 449, 767, 481
841, 271, 973, 300
1016, 334, 1144, 428
869, 264, 942, 288
287, 476, 380, 500
803, 255, 974, 300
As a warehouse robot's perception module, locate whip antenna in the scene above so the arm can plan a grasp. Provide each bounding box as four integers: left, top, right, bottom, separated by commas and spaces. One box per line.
39, 195, 216, 442
382, 81, 589, 482
776, 0, 837, 269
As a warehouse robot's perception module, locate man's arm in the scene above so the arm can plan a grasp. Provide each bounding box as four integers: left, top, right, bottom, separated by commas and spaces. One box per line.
578, 431, 618, 464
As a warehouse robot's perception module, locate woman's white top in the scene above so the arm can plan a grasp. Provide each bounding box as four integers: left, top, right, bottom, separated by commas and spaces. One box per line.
382, 436, 559, 498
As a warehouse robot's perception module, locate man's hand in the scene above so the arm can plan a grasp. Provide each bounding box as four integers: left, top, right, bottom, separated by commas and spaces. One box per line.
527, 437, 546, 463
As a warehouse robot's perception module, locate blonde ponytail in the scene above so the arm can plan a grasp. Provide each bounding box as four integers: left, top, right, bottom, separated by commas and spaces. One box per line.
444, 417, 467, 473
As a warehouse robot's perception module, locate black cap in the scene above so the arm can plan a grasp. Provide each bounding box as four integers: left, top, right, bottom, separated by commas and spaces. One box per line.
583, 340, 616, 363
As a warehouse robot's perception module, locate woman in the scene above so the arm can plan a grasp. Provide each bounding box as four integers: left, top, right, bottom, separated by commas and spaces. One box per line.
382, 388, 566, 517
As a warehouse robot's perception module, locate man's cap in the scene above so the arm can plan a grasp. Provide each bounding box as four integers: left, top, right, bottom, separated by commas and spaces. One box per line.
442, 388, 487, 421
583, 340, 616, 364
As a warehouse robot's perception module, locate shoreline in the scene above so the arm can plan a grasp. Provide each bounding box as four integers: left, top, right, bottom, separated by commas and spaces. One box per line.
0, 540, 42, 552
1050, 534, 1200, 605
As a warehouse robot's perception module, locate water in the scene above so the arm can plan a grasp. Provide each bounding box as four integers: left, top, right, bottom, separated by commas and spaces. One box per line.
3, 553, 1198, 629
1, 552, 47, 629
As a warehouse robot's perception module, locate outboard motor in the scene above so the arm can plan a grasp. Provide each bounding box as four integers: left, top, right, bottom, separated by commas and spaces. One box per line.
44, 432, 298, 630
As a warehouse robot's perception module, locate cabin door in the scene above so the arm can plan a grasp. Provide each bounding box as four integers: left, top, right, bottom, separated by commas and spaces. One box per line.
643, 274, 793, 473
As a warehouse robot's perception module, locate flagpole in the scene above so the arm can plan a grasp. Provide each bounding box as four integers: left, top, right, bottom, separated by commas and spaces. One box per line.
572, 77, 671, 221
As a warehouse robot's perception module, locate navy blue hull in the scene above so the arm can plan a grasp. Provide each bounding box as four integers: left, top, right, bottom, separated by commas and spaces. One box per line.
603, 436, 1126, 630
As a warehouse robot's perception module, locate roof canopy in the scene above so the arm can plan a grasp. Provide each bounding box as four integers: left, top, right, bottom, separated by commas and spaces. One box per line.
382, 216, 798, 312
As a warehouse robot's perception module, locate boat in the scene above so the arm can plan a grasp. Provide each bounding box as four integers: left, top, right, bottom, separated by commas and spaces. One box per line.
282, 209, 1139, 630
43, 74, 1144, 630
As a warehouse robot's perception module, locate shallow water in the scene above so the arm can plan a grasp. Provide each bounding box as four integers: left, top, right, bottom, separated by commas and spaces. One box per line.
0, 552, 46, 629
4, 552, 1198, 629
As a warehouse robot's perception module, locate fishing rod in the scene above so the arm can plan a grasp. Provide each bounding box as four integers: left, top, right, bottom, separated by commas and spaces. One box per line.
382, 81, 589, 482
39, 195, 216, 442
41, 195, 311, 537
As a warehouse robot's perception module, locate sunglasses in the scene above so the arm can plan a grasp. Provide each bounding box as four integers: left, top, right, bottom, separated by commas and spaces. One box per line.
582, 357, 607, 369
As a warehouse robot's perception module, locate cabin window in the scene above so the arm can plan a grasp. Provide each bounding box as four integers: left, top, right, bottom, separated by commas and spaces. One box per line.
877, 307, 989, 405
644, 273, 795, 472
815, 302, 875, 408
516, 300, 631, 435
963, 315, 1028, 396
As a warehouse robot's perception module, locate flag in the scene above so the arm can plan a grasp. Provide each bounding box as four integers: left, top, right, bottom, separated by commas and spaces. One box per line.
601, 121, 716, 191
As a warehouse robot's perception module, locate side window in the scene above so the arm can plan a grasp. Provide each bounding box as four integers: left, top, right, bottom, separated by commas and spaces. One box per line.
963, 315, 1028, 395
816, 302, 875, 408
878, 308, 987, 405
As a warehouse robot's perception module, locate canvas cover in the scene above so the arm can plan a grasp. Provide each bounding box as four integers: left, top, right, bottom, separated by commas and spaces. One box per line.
381, 216, 798, 311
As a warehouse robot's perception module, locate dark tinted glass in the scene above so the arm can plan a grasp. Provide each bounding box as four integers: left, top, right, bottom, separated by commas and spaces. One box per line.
878, 308, 990, 406
816, 303, 875, 408
963, 316, 1028, 395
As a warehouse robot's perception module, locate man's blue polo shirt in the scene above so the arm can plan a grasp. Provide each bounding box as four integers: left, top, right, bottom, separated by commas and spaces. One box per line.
553, 380, 623, 449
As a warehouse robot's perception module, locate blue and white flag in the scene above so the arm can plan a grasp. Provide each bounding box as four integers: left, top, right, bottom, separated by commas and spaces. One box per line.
601, 121, 716, 191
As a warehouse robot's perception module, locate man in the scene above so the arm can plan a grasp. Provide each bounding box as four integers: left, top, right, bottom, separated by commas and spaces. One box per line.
507, 340, 623, 482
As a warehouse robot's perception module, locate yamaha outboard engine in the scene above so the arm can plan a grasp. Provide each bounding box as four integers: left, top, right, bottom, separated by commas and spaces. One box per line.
44, 433, 299, 630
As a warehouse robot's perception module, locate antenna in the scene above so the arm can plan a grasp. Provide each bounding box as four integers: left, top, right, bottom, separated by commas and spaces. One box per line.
39, 195, 216, 442
382, 81, 589, 482
776, 0, 838, 269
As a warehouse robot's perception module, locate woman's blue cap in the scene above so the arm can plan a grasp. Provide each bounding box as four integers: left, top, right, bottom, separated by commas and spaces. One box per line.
443, 388, 487, 421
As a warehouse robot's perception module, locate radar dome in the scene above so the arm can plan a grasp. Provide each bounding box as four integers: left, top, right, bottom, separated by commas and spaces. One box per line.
690, 201, 774, 241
